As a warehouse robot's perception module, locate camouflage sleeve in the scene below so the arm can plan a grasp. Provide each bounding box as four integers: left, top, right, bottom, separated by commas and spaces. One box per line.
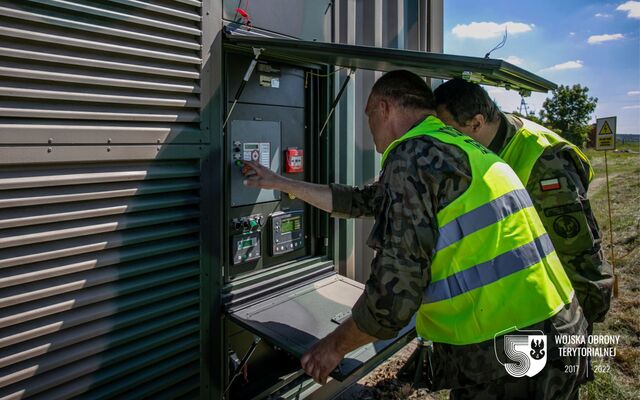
527, 145, 613, 324
330, 182, 380, 219
351, 138, 472, 339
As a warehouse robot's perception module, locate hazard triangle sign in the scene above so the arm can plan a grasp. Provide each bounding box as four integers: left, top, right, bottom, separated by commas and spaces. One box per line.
596, 117, 616, 151
598, 121, 613, 136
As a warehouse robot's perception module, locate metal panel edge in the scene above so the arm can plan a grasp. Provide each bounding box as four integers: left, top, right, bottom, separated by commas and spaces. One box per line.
223, 32, 556, 93
199, 0, 222, 399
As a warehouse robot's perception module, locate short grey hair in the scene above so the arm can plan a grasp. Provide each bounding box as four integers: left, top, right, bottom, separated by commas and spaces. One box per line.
371, 70, 436, 110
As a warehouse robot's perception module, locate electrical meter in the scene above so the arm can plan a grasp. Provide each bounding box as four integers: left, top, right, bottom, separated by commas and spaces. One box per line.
270, 210, 304, 256
242, 142, 270, 167
231, 231, 262, 265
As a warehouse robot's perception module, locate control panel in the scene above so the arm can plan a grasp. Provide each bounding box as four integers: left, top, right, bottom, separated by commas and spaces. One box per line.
233, 142, 271, 168
231, 231, 262, 265
229, 213, 264, 265
229, 120, 281, 207
225, 55, 311, 278
270, 210, 305, 256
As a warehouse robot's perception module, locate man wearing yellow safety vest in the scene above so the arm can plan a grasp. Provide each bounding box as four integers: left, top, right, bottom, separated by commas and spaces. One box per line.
434, 78, 613, 331
241, 70, 588, 399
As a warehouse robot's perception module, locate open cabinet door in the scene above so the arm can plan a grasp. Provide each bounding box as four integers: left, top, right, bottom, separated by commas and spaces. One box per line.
226, 271, 415, 381
224, 30, 556, 94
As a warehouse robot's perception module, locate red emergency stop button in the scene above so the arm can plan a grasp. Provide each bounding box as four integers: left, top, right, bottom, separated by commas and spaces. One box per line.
285, 148, 304, 173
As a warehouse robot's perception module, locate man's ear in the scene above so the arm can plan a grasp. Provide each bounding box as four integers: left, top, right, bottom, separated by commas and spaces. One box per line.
468, 114, 486, 133
378, 98, 391, 120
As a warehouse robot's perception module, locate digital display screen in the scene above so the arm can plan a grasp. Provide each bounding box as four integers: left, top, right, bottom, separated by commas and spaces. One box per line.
243, 143, 259, 150
281, 217, 301, 233
237, 238, 255, 250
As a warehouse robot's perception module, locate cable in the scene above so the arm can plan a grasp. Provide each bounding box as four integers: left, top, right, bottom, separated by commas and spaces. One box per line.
304, 66, 345, 88
484, 28, 508, 58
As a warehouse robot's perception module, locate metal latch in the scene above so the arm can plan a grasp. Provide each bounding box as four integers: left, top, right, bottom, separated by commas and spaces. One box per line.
461, 71, 484, 84
331, 310, 352, 325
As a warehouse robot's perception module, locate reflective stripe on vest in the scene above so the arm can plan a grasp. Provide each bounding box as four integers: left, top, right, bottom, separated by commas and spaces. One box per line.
382, 116, 575, 346
426, 232, 555, 303
435, 188, 533, 251
499, 116, 594, 185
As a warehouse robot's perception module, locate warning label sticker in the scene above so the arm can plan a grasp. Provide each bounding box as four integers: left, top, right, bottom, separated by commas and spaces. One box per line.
598, 121, 613, 136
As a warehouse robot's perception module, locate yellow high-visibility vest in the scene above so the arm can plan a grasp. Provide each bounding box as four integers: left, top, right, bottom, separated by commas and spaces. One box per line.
499, 117, 594, 185
381, 116, 574, 345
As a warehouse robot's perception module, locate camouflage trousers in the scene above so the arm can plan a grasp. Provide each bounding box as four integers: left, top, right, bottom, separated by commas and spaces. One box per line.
397, 298, 589, 399
399, 345, 589, 400
449, 353, 588, 400
448, 298, 590, 399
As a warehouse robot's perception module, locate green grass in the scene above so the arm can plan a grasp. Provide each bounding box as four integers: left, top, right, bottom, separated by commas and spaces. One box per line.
583, 363, 638, 400
580, 143, 640, 400
585, 142, 640, 175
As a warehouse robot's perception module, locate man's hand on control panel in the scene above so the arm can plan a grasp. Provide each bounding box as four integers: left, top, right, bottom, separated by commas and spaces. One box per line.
241, 160, 286, 191
241, 160, 334, 213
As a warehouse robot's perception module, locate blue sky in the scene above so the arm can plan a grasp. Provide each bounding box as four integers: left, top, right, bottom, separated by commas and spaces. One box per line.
444, 1, 640, 134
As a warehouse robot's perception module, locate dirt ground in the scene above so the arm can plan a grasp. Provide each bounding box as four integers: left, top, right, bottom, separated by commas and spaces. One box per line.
337, 341, 445, 400
338, 143, 640, 400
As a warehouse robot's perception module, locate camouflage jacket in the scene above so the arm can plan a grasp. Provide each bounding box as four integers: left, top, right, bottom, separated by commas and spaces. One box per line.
331, 134, 471, 340
491, 114, 613, 324
331, 123, 588, 389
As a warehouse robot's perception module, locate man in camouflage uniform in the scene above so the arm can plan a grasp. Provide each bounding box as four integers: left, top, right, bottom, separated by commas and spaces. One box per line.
433, 78, 613, 327
241, 70, 588, 399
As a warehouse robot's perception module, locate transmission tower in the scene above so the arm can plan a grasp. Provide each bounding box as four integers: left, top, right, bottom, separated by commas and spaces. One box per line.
518, 97, 531, 115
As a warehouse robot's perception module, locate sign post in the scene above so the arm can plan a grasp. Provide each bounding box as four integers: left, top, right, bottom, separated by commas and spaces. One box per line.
595, 117, 618, 297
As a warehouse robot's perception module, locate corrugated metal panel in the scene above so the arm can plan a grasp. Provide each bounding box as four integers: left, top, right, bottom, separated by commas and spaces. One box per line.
0, 65, 199, 93
0, 5, 200, 47
0, 0, 202, 145
0, 160, 202, 399
0, 0, 205, 398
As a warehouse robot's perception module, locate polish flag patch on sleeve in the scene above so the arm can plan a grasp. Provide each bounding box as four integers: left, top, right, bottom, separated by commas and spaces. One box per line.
540, 178, 561, 191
